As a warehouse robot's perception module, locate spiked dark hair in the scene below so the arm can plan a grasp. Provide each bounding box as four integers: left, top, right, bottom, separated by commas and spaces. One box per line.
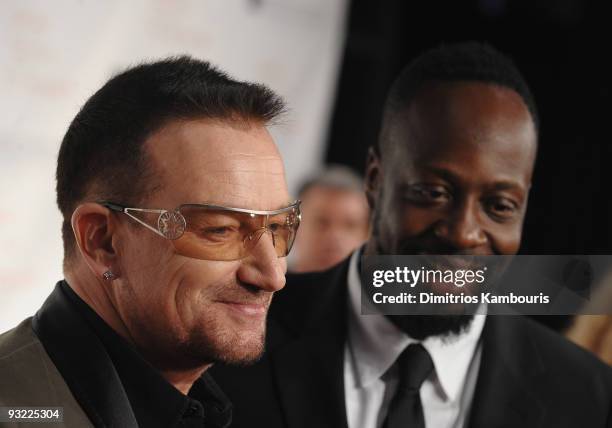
56, 55, 285, 263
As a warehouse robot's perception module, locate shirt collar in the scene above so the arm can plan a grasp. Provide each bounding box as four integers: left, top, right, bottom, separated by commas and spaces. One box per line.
346, 250, 485, 403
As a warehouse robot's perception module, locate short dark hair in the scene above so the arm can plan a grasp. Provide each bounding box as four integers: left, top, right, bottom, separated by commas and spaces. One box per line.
56, 55, 285, 264
379, 42, 539, 152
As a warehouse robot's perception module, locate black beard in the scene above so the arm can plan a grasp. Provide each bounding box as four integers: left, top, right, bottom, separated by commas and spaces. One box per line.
368, 192, 477, 340
386, 315, 475, 341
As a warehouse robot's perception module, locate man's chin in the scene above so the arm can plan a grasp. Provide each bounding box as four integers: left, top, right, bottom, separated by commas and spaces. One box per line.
216, 350, 265, 367
200, 319, 267, 366
179, 316, 267, 367
210, 334, 266, 366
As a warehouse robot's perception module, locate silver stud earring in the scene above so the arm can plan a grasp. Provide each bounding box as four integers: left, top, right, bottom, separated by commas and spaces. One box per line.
102, 270, 115, 281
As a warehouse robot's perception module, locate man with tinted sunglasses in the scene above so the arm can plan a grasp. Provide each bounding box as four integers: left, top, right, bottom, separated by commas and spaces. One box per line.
0, 56, 298, 428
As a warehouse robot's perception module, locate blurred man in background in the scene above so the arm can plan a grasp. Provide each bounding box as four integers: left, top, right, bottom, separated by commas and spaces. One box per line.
291, 165, 369, 273
213, 42, 612, 428
0, 56, 300, 427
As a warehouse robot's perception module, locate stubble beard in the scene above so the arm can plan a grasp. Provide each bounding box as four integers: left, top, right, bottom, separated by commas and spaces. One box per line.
181, 309, 268, 367
121, 277, 270, 371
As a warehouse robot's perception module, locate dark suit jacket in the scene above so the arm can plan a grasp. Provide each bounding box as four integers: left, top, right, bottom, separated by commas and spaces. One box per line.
212, 257, 612, 428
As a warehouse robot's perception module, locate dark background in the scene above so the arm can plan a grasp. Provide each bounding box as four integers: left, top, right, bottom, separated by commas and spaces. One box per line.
323, 0, 610, 330
325, 0, 610, 254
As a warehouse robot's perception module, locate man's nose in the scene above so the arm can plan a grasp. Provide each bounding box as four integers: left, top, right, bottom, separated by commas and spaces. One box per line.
237, 230, 286, 292
433, 200, 488, 250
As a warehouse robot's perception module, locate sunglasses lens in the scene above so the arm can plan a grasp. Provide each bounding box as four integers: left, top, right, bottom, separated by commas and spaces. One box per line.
265, 210, 299, 257
171, 205, 300, 261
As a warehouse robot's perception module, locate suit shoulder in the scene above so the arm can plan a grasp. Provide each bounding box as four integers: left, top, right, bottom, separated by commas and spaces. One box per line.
271, 260, 350, 331
0, 318, 48, 403
282, 259, 350, 303
0, 318, 39, 360
284, 269, 336, 296
0, 318, 70, 406
518, 316, 612, 386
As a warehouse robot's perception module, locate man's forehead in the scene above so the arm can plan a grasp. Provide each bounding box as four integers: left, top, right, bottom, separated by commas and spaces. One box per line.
143, 118, 289, 209
383, 82, 536, 162
146, 118, 279, 158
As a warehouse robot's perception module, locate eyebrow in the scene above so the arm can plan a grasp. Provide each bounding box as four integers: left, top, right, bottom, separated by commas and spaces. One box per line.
412, 166, 527, 192
487, 182, 526, 192
192, 200, 298, 211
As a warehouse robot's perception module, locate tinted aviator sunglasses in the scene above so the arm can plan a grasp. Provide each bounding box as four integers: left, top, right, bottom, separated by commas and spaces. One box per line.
99, 200, 301, 261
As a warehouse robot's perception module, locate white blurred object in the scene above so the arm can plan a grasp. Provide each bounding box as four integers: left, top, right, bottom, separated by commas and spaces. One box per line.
0, 0, 348, 331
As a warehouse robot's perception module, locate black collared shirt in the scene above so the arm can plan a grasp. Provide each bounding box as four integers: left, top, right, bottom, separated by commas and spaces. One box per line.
59, 281, 232, 428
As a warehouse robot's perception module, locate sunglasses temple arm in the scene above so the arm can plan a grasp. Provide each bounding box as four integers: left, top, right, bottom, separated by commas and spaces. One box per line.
123, 208, 167, 238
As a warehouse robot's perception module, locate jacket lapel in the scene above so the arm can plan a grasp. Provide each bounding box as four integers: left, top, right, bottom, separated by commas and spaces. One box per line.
32, 282, 138, 428
270, 260, 351, 428
468, 316, 546, 428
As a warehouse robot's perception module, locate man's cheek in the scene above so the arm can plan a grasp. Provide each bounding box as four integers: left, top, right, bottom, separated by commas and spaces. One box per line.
490, 224, 523, 255
399, 207, 440, 235
277, 257, 288, 275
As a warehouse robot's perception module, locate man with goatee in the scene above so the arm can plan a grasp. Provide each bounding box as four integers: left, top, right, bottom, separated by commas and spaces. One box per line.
213, 43, 612, 428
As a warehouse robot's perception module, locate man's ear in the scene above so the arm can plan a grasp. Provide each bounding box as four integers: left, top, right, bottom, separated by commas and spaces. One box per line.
365, 146, 382, 211
71, 203, 120, 280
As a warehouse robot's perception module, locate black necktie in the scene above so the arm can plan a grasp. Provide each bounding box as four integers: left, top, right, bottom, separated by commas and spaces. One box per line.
383, 343, 434, 428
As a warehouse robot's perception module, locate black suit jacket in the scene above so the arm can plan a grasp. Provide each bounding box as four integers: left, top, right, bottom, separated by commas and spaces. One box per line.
212, 258, 612, 428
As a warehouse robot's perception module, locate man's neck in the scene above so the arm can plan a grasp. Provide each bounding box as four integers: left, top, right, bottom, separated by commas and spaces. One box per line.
64, 269, 135, 344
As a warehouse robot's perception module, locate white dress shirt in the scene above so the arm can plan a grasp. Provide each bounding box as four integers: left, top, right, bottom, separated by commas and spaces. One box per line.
344, 250, 486, 428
